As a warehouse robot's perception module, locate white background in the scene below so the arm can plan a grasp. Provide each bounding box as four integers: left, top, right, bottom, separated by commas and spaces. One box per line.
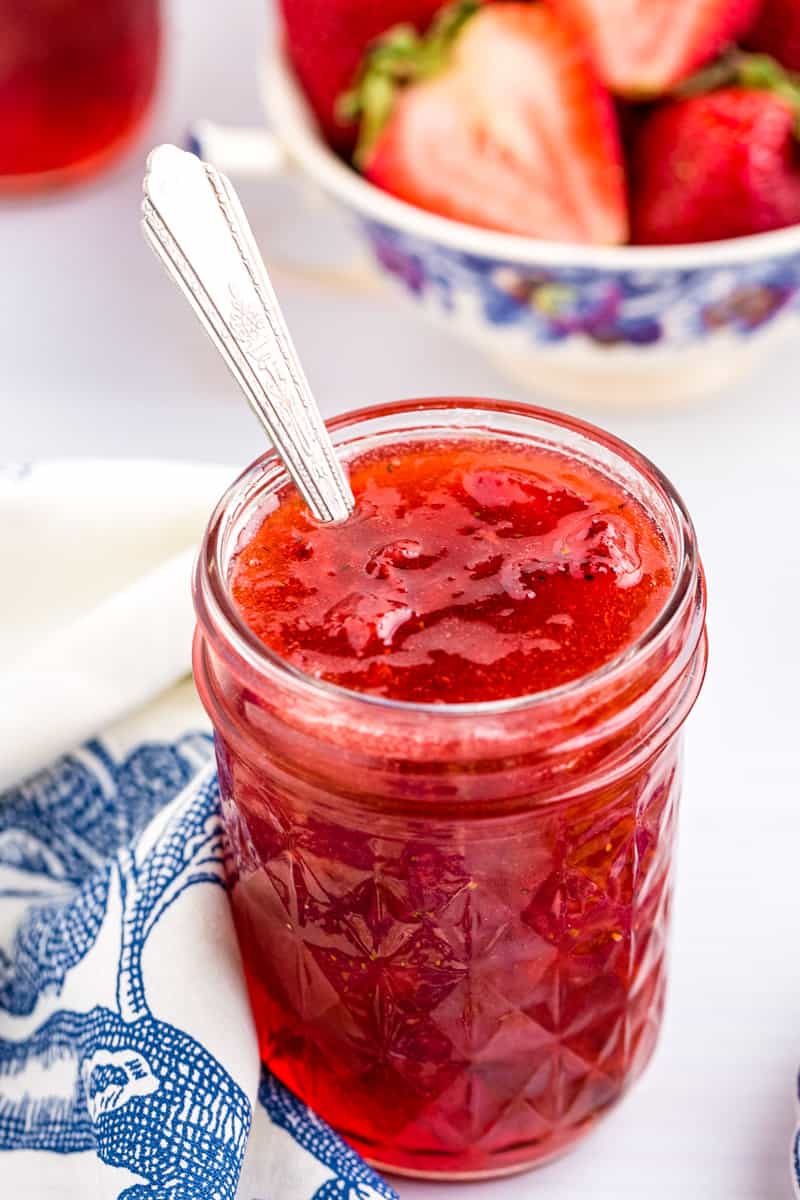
1, 3, 799, 1198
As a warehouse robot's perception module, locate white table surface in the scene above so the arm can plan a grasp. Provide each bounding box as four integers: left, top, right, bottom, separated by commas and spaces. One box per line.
2, 2, 799, 1198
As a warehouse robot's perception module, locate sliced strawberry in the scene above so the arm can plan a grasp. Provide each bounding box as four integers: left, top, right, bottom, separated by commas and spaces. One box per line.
631, 55, 800, 243
547, 0, 762, 96
746, 0, 800, 71
348, 3, 628, 244
278, 0, 449, 152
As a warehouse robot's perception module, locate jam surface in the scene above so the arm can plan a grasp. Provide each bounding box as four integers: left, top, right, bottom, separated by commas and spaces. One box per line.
231, 438, 673, 703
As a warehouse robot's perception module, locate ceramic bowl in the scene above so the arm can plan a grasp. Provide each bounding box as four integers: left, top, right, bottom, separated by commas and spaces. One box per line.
204, 43, 800, 406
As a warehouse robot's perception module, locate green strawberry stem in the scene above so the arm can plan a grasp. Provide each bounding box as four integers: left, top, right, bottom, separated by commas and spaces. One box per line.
339, 0, 479, 167
675, 51, 800, 132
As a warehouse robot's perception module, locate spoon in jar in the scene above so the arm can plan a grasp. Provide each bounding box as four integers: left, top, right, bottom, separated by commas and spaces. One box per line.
141, 143, 355, 524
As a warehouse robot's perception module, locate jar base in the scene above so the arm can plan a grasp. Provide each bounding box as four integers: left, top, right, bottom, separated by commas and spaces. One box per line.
0, 99, 156, 197
349, 1113, 596, 1183
367, 1146, 570, 1182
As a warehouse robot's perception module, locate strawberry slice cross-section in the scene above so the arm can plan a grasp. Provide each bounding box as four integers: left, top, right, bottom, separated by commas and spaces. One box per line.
347, 2, 628, 244
547, 0, 762, 96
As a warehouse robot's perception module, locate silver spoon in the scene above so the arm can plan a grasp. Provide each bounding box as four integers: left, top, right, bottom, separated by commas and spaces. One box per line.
141, 143, 355, 524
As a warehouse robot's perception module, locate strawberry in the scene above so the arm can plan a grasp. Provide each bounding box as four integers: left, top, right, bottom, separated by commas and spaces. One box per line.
746, 0, 800, 71
631, 54, 800, 243
278, 0, 452, 152
546, 0, 762, 96
344, 2, 628, 244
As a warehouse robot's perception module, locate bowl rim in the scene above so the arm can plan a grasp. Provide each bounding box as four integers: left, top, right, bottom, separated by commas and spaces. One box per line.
261, 41, 800, 273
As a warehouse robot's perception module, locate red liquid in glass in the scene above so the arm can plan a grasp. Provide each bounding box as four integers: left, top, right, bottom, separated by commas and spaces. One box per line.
231, 439, 672, 703
215, 438, 682, 1175
0, 0, 160, 189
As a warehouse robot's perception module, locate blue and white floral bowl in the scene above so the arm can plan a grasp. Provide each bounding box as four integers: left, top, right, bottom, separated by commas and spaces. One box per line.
213, 45, 800, 406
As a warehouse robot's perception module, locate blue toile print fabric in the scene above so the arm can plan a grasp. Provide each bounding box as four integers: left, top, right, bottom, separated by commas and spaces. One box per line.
0, 683, 398, 1200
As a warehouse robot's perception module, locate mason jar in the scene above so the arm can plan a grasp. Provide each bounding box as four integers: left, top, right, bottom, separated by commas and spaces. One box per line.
0, 0, 160, 191
193, 398, 707, 1179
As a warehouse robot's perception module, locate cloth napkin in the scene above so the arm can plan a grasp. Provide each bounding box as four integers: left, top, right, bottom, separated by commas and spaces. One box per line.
0, 460, 397, 1200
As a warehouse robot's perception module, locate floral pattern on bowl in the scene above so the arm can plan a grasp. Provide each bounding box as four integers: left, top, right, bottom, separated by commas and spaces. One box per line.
363, 218, 800, 349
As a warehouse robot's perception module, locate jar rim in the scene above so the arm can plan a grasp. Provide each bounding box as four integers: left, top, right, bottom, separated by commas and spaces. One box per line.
195, 397, 703, 718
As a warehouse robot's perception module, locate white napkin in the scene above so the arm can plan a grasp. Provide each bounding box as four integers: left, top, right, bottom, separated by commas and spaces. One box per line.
0, 459, 232, 788
0, 460, 396, 1200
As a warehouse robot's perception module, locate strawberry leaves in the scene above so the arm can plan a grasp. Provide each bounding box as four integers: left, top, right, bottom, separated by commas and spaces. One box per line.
339, 1, 480, 165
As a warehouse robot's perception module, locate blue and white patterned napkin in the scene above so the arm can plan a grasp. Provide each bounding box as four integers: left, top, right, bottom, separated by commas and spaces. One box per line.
0, 686, 398, 1200
0, 684, 397, 1200
0, 461, 397, 1200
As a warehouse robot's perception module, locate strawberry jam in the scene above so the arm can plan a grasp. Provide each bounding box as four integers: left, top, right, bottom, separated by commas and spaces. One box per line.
230, 439, 672, 704
193, 400, 707, 1179
0, 0, 160, 191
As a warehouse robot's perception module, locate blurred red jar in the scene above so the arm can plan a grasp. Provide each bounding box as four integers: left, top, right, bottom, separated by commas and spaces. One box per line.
193, 399, 708, 1179
0, 0, 160, 191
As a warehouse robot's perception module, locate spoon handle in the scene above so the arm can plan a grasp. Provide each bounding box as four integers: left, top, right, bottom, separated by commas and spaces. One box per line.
142, 144, 354, 523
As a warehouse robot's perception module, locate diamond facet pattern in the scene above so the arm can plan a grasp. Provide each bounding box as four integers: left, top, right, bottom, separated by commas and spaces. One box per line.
218, 735, 680, 1177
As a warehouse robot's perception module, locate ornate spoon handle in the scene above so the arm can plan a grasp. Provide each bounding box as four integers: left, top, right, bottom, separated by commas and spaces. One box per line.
142, 144, 354, 523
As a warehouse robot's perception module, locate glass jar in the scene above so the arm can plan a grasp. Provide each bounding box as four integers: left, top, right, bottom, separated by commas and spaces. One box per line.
0, 0, 160, 192
193, 399, 707, 1179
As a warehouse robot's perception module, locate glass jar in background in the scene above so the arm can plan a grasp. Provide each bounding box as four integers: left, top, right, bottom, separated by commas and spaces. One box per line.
0, 0, 160, 192
193, 399, 708, 1179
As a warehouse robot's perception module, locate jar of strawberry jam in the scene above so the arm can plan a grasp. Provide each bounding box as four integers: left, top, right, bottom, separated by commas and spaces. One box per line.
193, 398, 707, 1179
0, 0, 160, 192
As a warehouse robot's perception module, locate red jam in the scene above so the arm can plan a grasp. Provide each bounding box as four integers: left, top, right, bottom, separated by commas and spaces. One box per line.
0, 0, 160, 190
194, 404, 706, 1179
230, 439, 673, 703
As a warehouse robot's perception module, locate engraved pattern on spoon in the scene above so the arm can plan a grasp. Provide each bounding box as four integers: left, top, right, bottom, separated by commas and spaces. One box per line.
142, 145, 354, 523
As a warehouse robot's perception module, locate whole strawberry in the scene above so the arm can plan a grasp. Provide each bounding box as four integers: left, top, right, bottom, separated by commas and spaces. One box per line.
547, 0, 762, 95
746, 0, 800, 71
279, 0, 452, 152
344, 2, 628, 244
632, 55, 800, 243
